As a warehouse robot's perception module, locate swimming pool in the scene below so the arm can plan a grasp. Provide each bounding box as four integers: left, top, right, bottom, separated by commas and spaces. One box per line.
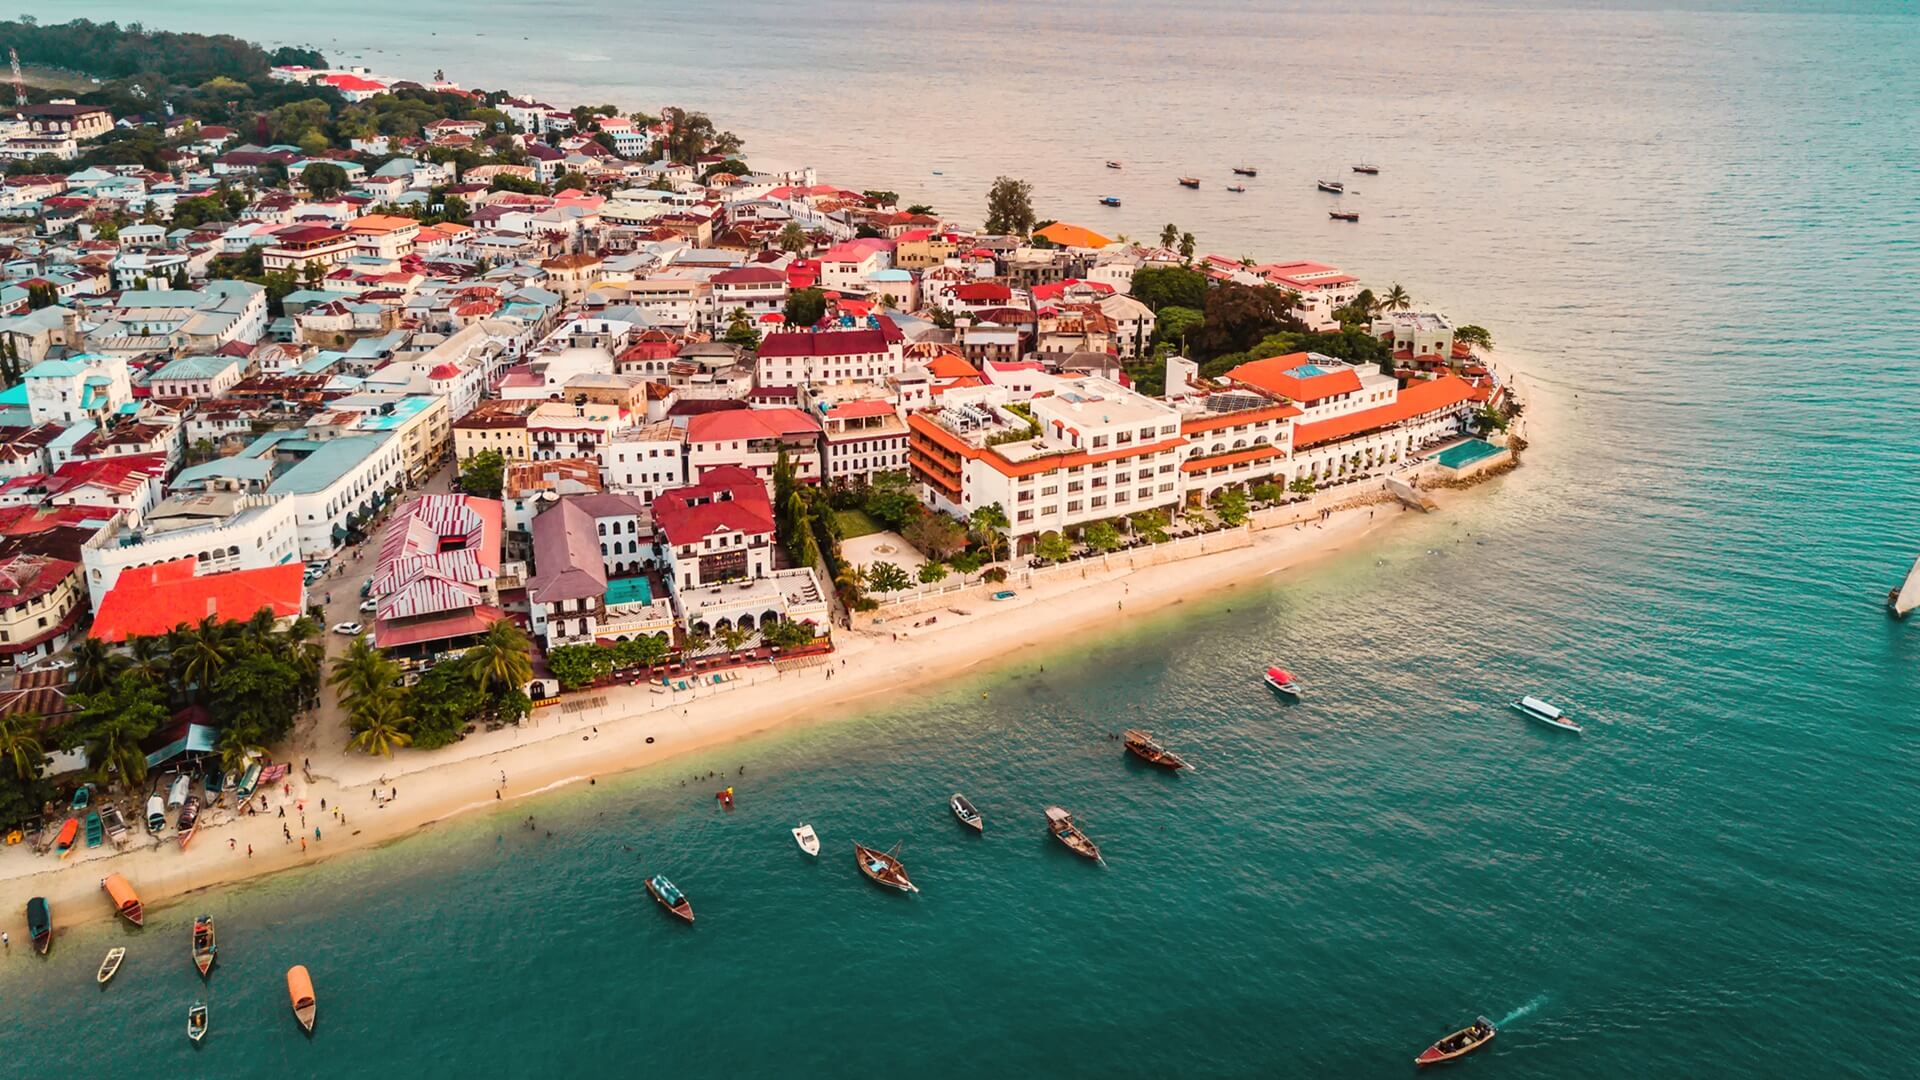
1431, 438, 1504, 469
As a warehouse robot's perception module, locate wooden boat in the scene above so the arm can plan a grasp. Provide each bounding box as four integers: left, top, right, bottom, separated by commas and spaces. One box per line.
1105, 160, 1122, 169
853, 841, 919, 893
1512, 696, 1581, 733
792, 823, 820, 856
53, 816, 80, 859
1123, 730, 1189, 770
1044, 806, 1102, 862
287, 965, 317, 1032
1329, 211, 1360, 222
27, 896, 51, 955
1416, 1016, 1496, 1066
176, 795, 201, 850
187, 1001, 208, 1044
97, 946, 126, 985
166, 773, 190, 809
84, 809, 103, 847
950, 793, 983, 832
1226, 184, 1246, 193
1177, 176, 1200, 189
1264, 666, 1302, 697
192, 915, 216, 976
70, 783, 91, 811
145, 795, 166, 833
1317, 179, 1345, 194
1352, 163, 1380, 174
234, 761, 263, 800
1887, 553, 1920, 618
714, 786, 734, 810
102, 873, 143, 927
1232, 165, 1258, 177
1098, 195, 1121, 207
645, 874, 695, 923
101, 805, 129, 848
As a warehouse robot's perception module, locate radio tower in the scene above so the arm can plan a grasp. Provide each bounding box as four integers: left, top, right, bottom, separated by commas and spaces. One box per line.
8, 49, 24, 109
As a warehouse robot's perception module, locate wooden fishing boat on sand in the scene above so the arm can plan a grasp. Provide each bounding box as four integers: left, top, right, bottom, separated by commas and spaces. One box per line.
84, 809, 103, 847
1416, 1016, 1496, 1066
287, 965, 317, 1032
102, 873, 143, 926
192, 915, 217, 976
176, 795, 201, 850
101, 804, 130, 849
53, 816, 80, 859
145, 795, 166, 833
792, 823, 820, 856
27, 896, 51, 955
1123, 730, 1189, 770
97, 946, 126, 985
950, 792, 983, 832
853, 841, 919, 893
187, 1001, 208, 1044
1045, 807, 1102, 862
645, 874, 694, 923
234, 761, 263, 801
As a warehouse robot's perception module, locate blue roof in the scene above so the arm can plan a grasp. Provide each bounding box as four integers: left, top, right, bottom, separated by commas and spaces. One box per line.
149, 354, 238, 381
0, 383, 24, 406
23, 358, 85, 379
267, 434, 391, 496
172, 456, 276, 489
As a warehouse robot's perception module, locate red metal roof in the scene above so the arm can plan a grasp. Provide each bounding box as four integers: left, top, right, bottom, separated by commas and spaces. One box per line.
756, 328, 890, 359
1292, 376, 1479, 448
90, 560, 306, 644
651, 466, 774, 546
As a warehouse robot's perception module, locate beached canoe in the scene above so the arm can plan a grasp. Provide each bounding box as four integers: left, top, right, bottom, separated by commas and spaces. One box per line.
1416, 1016, 1496, 1066
53, 816, 80, 859
97, 946, 125, 985
84, 810, 103, 847
645, 874, 694, 924
27, 896, 51, 955
102, 873, 143, 927
287, 965, 317, 1032
192, 915, 216, 976
792, 823, 820, 856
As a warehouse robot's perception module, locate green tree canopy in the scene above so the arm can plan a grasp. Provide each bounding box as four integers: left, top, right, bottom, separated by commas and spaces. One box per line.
783, 287, 827, 328
984, 176, 1035, 236
459, 449, 505, 498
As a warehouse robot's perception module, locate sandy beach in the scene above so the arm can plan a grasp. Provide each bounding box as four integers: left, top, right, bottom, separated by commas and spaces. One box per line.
0, 496, 1431, 933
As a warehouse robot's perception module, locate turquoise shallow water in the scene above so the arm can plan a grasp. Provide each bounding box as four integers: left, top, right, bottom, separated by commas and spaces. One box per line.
8, 1, 1920, 1075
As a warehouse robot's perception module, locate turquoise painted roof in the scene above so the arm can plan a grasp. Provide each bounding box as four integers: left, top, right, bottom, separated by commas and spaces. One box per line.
266, 433, 391, 496
0, 383, 25, 406
150, 354, 237, 381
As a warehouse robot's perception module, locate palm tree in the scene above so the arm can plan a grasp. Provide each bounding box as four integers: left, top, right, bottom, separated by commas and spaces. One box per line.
1159, 223, 1179, 249
969, 503, 1011, 564
465, 620, 533, 699
125, 635, 171, 688
1383, 283, 1412, 312
718, 625, 752, 656
215, 725, 262, 777
175, 615, 238, 694
0, 710, 44, 781
280, 616, 327, 705
70, 637, 123, 695
330, 637, 400, 716
84, 714, 152, 788
345, 697, 412, 757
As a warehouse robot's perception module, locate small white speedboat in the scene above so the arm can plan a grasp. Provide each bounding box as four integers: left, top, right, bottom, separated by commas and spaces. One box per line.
1264, 666, 1302, 698
792, 823, 820, 857
1512, 696, 1581, 733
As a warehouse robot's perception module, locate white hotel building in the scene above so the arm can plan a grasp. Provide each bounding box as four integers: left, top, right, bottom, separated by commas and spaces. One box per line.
908, 375, 1186, 542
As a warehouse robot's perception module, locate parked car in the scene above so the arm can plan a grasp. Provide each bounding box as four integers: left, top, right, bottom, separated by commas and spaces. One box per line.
332, 622, 363, 636
359, 598, 378, 613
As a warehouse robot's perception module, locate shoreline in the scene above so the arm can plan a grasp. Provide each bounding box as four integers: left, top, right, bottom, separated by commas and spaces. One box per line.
0, 495, 1453, 935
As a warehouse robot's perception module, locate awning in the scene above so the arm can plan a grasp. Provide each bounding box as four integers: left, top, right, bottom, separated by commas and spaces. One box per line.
143, 722, 219, 769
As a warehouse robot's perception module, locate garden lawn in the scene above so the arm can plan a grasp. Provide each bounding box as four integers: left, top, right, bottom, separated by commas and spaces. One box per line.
832, 508, 884, 538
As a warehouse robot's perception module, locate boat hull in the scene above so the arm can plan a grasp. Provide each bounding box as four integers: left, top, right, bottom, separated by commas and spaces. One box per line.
97, 947, 125, 985
1511, 700, 1581, 733
951, 795, 984, 832
28, 897, 50, 955
193, 917, 216, 976
1416, 1023, 1496, 1065
793, 825, 821, 856
1264, 675, 1302, 697
853, 842, 918, 893
287, 966, 317, 1032
645, 878, 695, 923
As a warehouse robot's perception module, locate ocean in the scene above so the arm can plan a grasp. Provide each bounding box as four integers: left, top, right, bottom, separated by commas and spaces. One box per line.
7, 1, 1919, 1075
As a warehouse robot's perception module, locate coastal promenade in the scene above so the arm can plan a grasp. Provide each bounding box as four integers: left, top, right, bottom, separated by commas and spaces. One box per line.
0, 492, 1431, 929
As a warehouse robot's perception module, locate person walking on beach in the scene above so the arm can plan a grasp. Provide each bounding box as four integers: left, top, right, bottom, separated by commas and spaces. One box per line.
300, 837, 307, 853
315, 826, 322, 842
247, 844, 253, 858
